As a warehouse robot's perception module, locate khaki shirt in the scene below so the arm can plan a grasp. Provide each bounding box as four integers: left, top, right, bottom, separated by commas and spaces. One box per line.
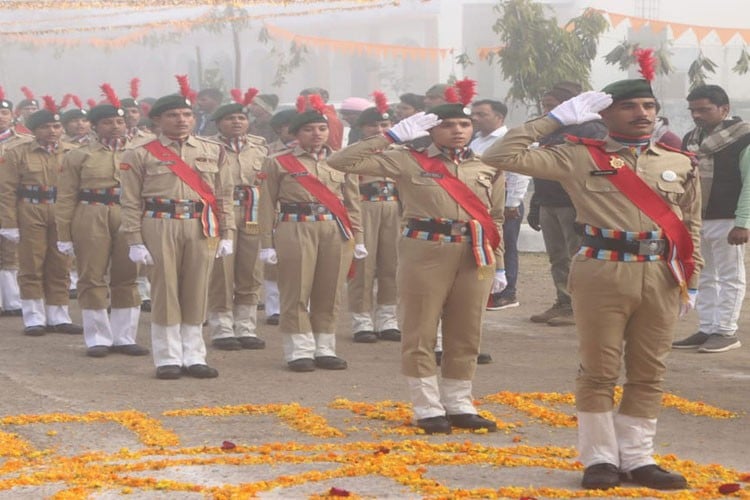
0, 139, 74, 228
327, 134, 506, 269
481, 116, 703, 288
56, 140, 127, 241
210, 134, 268, 187
119, 134, 235, 245
259, 145, 363, 248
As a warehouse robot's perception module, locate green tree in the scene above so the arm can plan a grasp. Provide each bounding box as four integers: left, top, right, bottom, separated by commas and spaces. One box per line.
490, 0, 607, 113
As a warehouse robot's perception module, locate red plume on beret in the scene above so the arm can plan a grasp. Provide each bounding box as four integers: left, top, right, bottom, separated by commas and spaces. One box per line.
243, 88, 259, 106
308, 94, 327, 115
372, 91, 389, 115
42, 95, 58, 114
175, 74, 196, 101
454, 78, 477, 106
295, 95, 307, 113
0, 86, 5, 102
60, 94, 72, 108
444, 86, 459, 104
140, 102, 152, 116
71, 95, 83, 109
230, 88, 243, 104
100, 84, 121, 109
129, 78, 140, 99
87, 98, 97, 109
634, 48, 656, 82
21, 86, 34, 100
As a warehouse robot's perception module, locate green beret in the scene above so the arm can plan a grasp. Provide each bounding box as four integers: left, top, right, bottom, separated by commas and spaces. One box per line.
356, 106, 394, 127
120, 97, 139, 109
88, 104, 126, 124
601, 79, 654, 102
148, 94, 192, 118
61, 108, 88, 124
288, 110, 327, 135
18, 99, 38, 109
211, 103, 246, 122
26, 109, 61, 131
428, 103, 471, 120
0, 99, 11, 111
269, 109, 297, 130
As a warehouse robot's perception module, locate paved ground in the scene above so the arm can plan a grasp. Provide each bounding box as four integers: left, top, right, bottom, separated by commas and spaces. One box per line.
0, 252, 748, 499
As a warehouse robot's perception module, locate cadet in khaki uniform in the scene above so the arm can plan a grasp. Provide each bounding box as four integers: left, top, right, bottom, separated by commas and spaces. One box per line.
56, 94, 148, 358
60, 103, 91, 147
482, 76, 702, 490
207, 93, 268, 351
0, 101, 81, 335
328, 88, 506, 435
0, 90, 28, 316
258, 96, 362, 372
120, 90, 235, 380
347, 99, 401, 344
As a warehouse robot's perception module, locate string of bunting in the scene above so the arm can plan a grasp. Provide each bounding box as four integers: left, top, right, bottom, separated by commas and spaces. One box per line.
0, 0, 390, 9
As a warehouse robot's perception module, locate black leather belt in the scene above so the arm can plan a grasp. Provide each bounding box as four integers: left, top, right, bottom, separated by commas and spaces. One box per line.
406, 218, 469, 236
144, 200, 204, 215
582, 235, 667, 256
280, 202, 331, 215
360, 181, 397, 198
79, 190, 120, 204
18, 187, 57, 201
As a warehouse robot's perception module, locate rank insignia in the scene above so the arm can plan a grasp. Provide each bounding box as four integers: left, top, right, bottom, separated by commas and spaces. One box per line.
609, 156, 625, 169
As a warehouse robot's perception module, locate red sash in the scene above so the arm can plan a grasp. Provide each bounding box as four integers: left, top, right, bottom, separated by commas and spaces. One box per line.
585, 144, 695, 296
143, 140, 220, 237
409, 151, 501, 250
275, 153, 354, 239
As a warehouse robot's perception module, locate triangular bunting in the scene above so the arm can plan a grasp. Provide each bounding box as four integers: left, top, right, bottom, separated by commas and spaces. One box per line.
607, 12, 627, 28
629, 17, 647, 31
648, 20, 667, 34
714, 28, 737, 45
669, 22, 692, 39
692, 26, 713, 41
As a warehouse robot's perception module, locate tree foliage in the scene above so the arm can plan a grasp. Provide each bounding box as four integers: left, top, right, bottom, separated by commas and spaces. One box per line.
604, 41, 673, 75
491, 0, 607, 109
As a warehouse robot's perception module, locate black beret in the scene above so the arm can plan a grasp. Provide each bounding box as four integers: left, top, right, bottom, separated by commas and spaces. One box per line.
288, 110, 327, 134
149, 94, 192, 118
211, 103, 246, 122
61, 108, 88, 124
269, 109, 297, 130
427, 103, 471, 120
356, 106, 394, 127
601, 79, 654, 102
399, 93, 425, 110
0, 99, 11, 111
120, 98, 139, 109
26, 109, 61, 131
17, 99, 38, 109
88, 104, 126, 124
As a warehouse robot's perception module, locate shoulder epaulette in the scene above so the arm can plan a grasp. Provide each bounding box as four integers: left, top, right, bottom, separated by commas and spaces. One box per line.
194, 135, 223, 147
655, 141, 694, 157
246, 134, 267, 146
564, 134, 606, 147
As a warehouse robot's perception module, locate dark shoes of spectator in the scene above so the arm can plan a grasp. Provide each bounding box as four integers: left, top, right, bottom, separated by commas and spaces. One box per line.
140, 300, 151, 312
531, 302, 572, 323
156, 365, 182, 380
23, 325, 46, 336
378, 329, 401, 341
314, 356, 348, 370
111, 344, 150, 356
486, 294, 519, 311
86, 345, 109, 358
185, 364, 219, 379
477, 353, 493, 364
416, 415, 452, 434
1, 308, 22, 317
238, 336, 266, 349
288, 358, 315, 372
353, 330, 378, 343
447, 413, 497, 432
581, 463, 620, 490
672, 331, 709, 349
212, 337, 243, 351
265, 313, 280, 325
620, 465, 688, 490
46, 323, 83, 334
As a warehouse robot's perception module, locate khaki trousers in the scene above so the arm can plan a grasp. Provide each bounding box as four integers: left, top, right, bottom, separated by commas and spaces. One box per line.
72, 204, 140, 310
569, 257, 680, 418
17, 203, 70, 304
347, 200, 399, 313
398, 237, 493, 380
275, 220, 353, 334
141, 218, 215, 326
0, 238, 18, 270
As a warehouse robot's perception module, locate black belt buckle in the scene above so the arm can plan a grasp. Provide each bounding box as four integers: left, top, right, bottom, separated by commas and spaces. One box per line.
449, 222, 468, 236
312, 203, 328, 215
638, 239, 666, 256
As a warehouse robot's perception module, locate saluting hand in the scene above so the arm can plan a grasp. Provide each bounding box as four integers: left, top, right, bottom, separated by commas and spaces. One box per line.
549, 91, 613, 126
387, 112, 442, 143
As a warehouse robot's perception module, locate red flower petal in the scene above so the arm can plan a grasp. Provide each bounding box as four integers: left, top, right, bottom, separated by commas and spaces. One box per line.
718, 483, 741, 494
329, 487, 351, 497
221, 440, 236, 450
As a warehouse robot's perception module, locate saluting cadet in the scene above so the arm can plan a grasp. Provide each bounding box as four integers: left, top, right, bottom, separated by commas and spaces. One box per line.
328, 79, 506, 435
119, 76, 235, 380
0, 87, 28, 317
0, 97, 82, 336
56, 85, 148, 358
348, 92, 401, 344
206, 88, 268, 351
481, 51, 701, 491
258, 94, 362, 372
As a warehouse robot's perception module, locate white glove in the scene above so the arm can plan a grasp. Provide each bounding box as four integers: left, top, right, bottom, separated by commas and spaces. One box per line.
215, 239, 234, 258
353, 243, 368, 259
0, 228, 20, 244
128, 244, 154, 266
387, 111, 442, 142
679, 289, 698, 319
549, 91, 613, 126
260, 248, 278, 265
491, 269, 507, 294
56, 241, 75, 256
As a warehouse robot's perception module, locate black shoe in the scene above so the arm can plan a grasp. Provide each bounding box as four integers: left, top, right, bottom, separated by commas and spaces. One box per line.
156, 365, 182, 380
288, 358, 315, 372
621, 464, 688, 490
212, 337, 242, 351
447, 413, 497, 432
140, 300, 151, 312
581, 463, 620, 490
86, 345, 110, 358
265, 313, 280, 325
23, 325, 46, 337
46, 323, 83, 334
111, 344, 149, 356
185, 364, 219, 379
417, 415, 452, 434
1, 308, 22, 317
314, 355, 348, 370
238, 336, 266, 349
68, 289, 77, 300
477, 352, 493, 364
378, 329, 401, 341
353, 330, 378, 343
435, 350, 442, 366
